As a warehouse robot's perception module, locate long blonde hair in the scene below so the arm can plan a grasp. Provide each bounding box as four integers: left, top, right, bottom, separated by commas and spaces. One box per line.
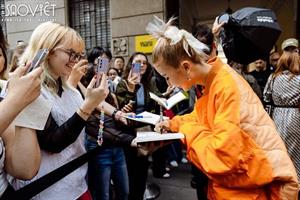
19, 21, 84, 93
146, 16, 208, 69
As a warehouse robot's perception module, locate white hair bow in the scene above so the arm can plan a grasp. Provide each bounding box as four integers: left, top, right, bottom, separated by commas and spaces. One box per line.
146, 16, 209, 57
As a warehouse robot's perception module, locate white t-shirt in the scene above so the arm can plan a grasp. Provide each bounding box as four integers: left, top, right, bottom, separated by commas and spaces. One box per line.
0, 138, 8, 198
11, 85, 87, 200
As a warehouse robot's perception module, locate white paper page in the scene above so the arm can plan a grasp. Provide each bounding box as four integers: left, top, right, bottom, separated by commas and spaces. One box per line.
149, 91, 187, 110
165, 92, 187, 109
14, 95, 52, 130
149, 92, 167, 108
136, 131, 184, 143
124, 111, 169, 125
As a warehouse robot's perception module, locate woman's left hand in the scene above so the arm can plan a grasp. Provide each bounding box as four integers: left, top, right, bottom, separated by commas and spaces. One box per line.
138, 141, 166, 155
115, 110, 128, 125
68, 59, 88, 87
163, 85, 175, 97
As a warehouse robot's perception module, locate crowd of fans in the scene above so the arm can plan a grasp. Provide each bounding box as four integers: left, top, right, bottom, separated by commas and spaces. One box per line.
0, 13, 299, 200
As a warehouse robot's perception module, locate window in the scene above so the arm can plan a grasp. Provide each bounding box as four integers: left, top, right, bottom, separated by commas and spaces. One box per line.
68, 0, 111, 51
0, 0, 6, 38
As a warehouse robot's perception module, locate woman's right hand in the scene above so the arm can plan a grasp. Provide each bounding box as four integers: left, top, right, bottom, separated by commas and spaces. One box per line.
154, 120, 171, 133
6, 64, 43, 109
127, 70, 140, 92
80, 74, 109, 116
67, 59, 88, 88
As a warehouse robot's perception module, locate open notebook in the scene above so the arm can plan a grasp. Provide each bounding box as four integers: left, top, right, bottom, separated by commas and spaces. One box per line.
149, 91, 187, 110
136, 131, 184, 143
124, 111, 169, 125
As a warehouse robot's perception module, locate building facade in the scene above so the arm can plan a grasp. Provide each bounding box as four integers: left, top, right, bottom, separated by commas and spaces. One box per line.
1, 0, 299, 60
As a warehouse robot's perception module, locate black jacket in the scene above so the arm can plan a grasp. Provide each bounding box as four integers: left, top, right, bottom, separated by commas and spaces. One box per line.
37, 112, 86, 153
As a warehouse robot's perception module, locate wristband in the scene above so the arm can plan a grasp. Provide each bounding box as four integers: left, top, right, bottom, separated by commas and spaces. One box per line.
79, 108, 91, 117
112, 109, 119, 120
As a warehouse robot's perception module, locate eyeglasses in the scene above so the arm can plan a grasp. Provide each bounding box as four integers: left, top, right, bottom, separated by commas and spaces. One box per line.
55, 47, 85, 62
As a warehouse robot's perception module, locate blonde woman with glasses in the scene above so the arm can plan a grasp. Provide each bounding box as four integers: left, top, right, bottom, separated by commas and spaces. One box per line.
10, 21, 109, 200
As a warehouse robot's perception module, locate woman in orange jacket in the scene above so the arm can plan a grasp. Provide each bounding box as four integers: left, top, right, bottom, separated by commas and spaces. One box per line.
147, 16, 299, 200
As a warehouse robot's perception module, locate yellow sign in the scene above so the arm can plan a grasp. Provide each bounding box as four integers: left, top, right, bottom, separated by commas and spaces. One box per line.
135, 35, 157, 53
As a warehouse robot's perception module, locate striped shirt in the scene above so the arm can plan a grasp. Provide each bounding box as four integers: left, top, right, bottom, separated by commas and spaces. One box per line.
264, 70, 300, 182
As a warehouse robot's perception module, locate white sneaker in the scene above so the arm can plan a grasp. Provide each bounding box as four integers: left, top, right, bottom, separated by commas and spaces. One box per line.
181, 157, 188, 164
170, 160, 178, 167
162, 173, 171, 178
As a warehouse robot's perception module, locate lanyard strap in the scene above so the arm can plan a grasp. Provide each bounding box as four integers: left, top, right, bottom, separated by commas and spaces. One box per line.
3, 146, 101, 200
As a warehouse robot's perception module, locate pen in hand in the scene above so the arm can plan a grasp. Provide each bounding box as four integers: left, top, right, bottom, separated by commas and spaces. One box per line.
159, 105, 164, 134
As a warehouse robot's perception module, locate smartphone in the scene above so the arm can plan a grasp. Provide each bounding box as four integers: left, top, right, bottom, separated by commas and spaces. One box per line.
129, 100, 136, 105
27, 49, 49, 73
132, 63, 141, 77
95, 57, 110, 87
97, 57, 110, 74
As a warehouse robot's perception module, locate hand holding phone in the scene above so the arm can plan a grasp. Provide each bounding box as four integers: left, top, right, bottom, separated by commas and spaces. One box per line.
27, 49, 49, 73
129, 100, 136, 106
121, 100, 135, 113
